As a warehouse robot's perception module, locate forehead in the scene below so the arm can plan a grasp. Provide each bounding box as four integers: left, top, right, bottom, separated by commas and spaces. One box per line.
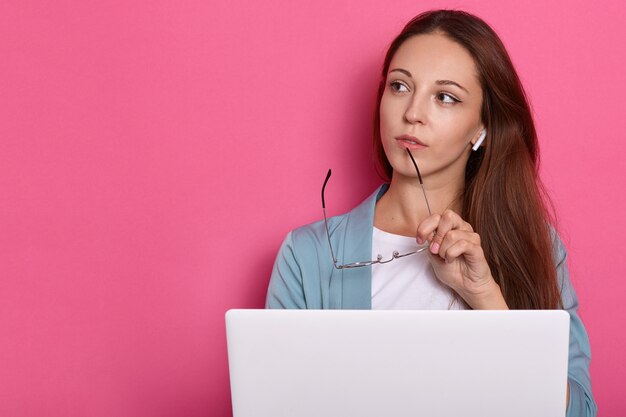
389, 33, 481, 91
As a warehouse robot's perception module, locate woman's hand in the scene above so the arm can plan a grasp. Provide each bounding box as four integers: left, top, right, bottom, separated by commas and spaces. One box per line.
416, 209, 508, 310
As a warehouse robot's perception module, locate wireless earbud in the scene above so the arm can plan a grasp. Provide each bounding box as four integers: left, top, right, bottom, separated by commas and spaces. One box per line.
472, 129, 486, 151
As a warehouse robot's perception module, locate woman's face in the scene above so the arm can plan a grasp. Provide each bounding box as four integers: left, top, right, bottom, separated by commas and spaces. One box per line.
379, 32, 484, 185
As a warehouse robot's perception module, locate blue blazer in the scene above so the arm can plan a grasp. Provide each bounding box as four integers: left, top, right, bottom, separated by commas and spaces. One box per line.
266, 184, 597, 417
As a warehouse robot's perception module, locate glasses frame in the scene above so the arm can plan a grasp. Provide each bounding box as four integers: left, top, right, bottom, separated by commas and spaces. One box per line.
322, 149, 432, 269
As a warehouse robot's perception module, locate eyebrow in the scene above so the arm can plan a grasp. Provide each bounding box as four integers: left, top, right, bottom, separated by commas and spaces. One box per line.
389, 68, 470, 94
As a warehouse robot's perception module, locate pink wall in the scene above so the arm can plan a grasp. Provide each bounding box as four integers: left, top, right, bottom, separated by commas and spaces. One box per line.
1, 0, 624, 415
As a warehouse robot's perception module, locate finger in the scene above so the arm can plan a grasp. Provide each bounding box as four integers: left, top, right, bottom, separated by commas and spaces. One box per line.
442, 238, 485, 264
439, 209, 474, 232
416, 214, 441, 244
429, 210, 471, 254
438, 230, 481, 260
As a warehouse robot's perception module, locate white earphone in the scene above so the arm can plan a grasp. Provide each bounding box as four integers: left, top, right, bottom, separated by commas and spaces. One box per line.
472, 129, 487, 151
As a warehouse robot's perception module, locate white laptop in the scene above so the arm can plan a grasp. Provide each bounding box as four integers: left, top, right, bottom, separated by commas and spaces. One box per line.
225, 309, 569, 417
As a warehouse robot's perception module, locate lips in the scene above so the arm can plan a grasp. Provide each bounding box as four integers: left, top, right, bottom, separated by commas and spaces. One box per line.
396, 135, 427, 150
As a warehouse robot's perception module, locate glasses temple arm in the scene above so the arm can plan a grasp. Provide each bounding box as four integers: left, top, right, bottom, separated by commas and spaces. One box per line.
406, 149, 432, 217
321, 169, 340, 267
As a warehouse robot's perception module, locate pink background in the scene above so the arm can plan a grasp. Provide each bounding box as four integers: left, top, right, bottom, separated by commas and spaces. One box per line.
1, 0, 624, 415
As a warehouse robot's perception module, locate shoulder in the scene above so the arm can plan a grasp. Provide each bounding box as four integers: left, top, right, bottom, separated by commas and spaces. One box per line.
547, 225, 571, 291
287, 183, 387, 248
547, 225, 582, 312
289, 211, 350, 247
548, 225, 568, 268
267, 203, 356, 309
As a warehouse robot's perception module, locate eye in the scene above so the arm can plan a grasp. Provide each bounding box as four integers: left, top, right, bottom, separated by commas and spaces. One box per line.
389, 81, 409, 93
436, 92, 461, 105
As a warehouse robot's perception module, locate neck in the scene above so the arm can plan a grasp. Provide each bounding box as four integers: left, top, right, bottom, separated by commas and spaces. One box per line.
374, 170, 465, 237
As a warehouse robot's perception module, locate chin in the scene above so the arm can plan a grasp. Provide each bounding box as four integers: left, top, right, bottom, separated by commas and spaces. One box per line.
389, 161, 421, 180
385, 150, 418, 177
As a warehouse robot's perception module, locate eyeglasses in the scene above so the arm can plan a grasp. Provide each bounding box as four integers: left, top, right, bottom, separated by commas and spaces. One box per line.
321, 149, 432, 269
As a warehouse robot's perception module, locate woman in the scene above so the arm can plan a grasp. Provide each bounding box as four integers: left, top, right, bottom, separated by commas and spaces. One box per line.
265, 9, 596, 416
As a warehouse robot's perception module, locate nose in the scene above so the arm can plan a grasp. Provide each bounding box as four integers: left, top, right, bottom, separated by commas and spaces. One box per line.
404, 92, 428, 125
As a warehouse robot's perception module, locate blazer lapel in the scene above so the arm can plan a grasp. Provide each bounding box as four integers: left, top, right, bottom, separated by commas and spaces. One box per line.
340, 184, 389, 309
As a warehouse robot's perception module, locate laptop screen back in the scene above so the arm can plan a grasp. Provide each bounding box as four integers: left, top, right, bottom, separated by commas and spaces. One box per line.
226, 309, 569, 417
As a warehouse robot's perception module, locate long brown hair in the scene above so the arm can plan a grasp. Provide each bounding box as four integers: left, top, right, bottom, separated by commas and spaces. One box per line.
373, 9, 562, 309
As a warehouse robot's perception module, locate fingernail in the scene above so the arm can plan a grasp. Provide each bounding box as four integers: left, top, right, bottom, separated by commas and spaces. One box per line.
430, 242, 440, 254
417, 236, 424, 245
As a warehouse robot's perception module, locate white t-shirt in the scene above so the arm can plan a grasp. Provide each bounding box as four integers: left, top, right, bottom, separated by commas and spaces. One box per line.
371, 226, 466, 310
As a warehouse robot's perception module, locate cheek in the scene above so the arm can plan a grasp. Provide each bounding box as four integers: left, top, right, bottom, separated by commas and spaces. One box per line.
379, 97, 401, 137
435, 112, 480, 146
443, 125, 470, 144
